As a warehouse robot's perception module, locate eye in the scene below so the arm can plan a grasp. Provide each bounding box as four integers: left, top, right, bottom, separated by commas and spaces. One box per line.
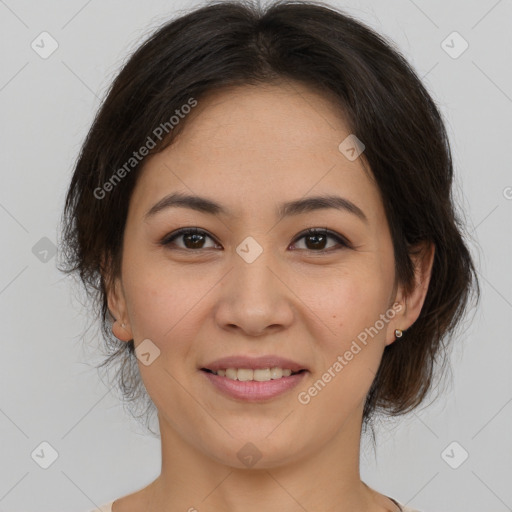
289, 228, 351, 253
160, 227, 220, 250
160, 227, 350, 253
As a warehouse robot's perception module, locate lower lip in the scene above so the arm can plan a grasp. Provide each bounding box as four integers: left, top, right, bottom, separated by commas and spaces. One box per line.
201, 370, 308, 402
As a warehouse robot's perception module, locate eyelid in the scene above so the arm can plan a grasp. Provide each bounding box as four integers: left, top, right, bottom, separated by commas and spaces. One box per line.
160, 227, 220, 248
160, 227, 352, 252
291, 227, 352, 250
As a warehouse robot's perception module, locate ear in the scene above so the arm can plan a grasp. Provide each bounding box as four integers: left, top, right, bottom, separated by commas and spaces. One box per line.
386, 241, 435, 346
103, 257, 133, 342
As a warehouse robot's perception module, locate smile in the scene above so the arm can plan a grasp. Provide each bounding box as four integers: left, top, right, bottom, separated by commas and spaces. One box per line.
200, 368, 308, 402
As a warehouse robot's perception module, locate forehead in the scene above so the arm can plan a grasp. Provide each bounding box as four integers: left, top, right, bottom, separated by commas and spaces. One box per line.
129, 83, 383, 224
169, 82, 353, 159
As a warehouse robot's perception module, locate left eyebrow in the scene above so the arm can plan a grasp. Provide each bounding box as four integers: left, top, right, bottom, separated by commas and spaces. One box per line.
278, 195, 368, 224
144, 192, 368, 224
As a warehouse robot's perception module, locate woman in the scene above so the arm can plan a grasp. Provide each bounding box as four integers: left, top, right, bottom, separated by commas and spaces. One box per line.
59, 1, 479, 510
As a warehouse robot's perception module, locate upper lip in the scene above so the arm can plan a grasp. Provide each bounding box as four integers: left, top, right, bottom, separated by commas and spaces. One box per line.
201, 355, 308, 373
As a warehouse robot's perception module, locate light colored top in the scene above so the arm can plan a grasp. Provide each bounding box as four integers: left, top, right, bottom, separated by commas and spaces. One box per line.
90, 497, 421, 511
89, 502, 114, 512
388, 496, 422, 511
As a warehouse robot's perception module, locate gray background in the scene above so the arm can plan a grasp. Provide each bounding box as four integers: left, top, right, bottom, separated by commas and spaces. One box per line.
1, 0, 511, 511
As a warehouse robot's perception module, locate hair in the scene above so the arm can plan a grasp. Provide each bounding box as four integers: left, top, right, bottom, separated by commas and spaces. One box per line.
58, 0, 480, 442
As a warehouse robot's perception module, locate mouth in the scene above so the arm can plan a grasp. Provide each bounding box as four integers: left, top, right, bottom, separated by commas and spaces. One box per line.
200, 367, 307, 381
199, 367, 308, 402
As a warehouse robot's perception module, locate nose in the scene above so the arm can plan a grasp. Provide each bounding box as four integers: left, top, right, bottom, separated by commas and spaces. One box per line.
213, 244, 294, 337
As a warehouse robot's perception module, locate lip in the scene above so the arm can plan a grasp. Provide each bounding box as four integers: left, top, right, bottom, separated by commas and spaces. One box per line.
201, 355, 308, 373
201, 369, 308, 402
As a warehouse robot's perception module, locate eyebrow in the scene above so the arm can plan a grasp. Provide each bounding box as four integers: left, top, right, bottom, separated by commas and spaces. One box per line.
144, 192, 368, 224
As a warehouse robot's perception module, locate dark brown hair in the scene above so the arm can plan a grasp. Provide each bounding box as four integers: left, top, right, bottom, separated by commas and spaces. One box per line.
58, 0, 480, 439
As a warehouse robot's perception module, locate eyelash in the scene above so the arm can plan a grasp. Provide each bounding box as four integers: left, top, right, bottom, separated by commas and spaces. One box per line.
160, 227, 351, 254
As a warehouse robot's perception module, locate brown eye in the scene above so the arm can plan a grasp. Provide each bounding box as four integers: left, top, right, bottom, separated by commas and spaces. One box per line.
290, 228, 350, 253
160, 227, 350, 253
161, 228, 219, 250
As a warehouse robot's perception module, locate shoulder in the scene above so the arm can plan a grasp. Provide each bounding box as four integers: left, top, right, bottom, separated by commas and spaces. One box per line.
90, 496, 423, 512
388, 496, 421, 512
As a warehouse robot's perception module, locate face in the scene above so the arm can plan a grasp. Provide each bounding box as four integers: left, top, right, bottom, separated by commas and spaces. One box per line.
108, 82, 416, 469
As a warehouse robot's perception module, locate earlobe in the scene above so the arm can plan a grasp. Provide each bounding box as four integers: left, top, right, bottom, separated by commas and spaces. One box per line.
112, 319, 132, 342
384, 302, 406, 346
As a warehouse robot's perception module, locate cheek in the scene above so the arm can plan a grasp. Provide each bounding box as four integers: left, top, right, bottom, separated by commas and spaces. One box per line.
301, 265, 390, 332
300, 279, 390, 416
300, 266, 393, 385
121, 258, 196, 344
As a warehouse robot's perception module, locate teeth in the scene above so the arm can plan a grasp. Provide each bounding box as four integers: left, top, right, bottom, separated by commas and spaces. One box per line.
213, 367, 295, 381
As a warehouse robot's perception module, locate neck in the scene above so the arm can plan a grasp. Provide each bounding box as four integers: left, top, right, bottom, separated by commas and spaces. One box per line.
143, 403, 393, 512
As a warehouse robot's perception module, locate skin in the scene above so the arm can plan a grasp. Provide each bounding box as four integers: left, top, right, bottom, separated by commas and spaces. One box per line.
107, 81, 434, 512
